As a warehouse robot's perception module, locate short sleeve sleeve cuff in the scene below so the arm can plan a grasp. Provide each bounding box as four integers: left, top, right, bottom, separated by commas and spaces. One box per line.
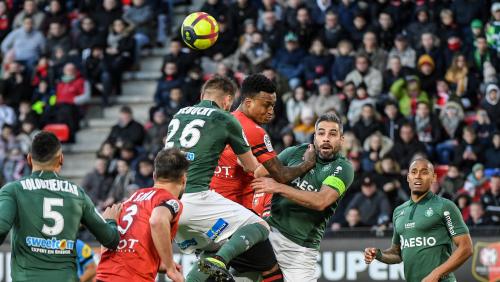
323, 176, 347, 196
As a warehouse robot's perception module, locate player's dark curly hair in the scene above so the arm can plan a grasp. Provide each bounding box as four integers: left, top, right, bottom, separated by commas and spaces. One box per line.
315, 113, 344, 134
31, 131, 62, 163
241, 74, 276, 99
154, 148, 190, 182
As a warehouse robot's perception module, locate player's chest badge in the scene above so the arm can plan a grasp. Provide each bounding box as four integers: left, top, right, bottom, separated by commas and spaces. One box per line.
425, 207, 434, 217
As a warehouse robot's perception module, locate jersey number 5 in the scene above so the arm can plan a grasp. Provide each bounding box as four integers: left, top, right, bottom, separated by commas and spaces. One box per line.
118, 204, 138, 235
42, 198, 64, 236
165, 118, 206, 149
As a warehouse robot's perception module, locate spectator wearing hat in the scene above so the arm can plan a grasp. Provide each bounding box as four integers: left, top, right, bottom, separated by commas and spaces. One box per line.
484, 132, 500, 169
319, 11, 348, 52
303, 39, 333, 88
416, 54, 438, 97
345, 174, 392, 227
406, 6, 438, 47
389, 123, 427, 170
272, 32, 306, 89
383, 55, 413, 94
106, 106, 145, 148
454, 126, 484, 174
345, 54, 383, 97
466, 203, 495, 227
374, 11, 396, 50
481, 84, 500, 129
486, 3, 500, 53
388, 33, 416, 69
481, 173, 500, 223
464, 19, 485, 50
357, 31, 388, 72
307, 77, 343, 117
330, 40, 355, 90
390, 75, 430, 117
463, 163, 490, 201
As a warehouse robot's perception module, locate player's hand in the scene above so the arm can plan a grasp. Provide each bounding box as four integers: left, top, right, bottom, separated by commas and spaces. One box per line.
251, 177, 282, 194
364, 248, 378, 264
167, 268, 184, 282
102, 203, 122, 221
302, 144, 316, 168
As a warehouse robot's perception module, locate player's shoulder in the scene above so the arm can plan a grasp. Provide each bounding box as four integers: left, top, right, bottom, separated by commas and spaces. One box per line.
334, 154, 353, 170
393, 200, 411, 216
0, 180, 21, 194
431, 194, 457, 213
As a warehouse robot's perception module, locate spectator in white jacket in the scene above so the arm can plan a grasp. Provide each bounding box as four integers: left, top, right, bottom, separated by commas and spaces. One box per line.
345, 54, 383, 97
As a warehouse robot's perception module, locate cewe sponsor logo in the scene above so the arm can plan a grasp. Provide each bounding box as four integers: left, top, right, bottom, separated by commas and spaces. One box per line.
400, 236, 436, 249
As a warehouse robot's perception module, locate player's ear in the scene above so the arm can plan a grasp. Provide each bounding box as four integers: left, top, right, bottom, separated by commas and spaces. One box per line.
27, 153, 32, 167
59, 153, 64, 167
153, 171, 157, 181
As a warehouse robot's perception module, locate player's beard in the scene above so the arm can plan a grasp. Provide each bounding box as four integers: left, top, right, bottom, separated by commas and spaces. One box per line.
316, 144, 339, 161
411, 189, 427, 197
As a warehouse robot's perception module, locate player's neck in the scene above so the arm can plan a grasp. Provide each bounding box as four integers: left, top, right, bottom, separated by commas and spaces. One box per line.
154, 182, 182, 198
202, 97, 224, 109
237, 106, 256, 122
411, 190, 430, 203
31, 164, 60, 174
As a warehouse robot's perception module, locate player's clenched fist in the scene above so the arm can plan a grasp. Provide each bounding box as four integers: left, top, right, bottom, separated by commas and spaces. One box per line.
302, 144, 316, 166
102, 204, 122, 221
364, 248, 378, 264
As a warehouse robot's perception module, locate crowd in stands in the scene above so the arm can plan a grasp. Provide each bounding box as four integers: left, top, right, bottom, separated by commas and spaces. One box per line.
0, 0, 499, 232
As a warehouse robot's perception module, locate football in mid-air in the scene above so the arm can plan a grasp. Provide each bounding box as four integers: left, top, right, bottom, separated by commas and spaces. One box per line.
181, 12, 219, 50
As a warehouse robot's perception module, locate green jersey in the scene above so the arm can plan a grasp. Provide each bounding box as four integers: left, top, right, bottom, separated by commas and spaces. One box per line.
267, 144, 354, 249
165, 100, 250, 193
0, 171, 120, 282
392, 192, 469, 282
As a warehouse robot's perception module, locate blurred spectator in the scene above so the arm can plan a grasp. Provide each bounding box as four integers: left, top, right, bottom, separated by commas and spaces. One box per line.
339, 208, 368, 229
352, 104, 383, 144
0, 124, 16, 165
2, 61, 34, 108
292, 106, 315, 143
94, 0, 123, 36
45, 21, 72, 60
82, 157, 113, 208
291, 6, 317, 50
163, 88, 186, 118
303, 39, 332, 87
388, 34, 415, 69
416, 54, 438, 97
445, 53, 479, 110
229, 0, 258, 35
486, 3, 500, 53
470, 36, 499, 76
454, 126, 484, 174
390, 76, 430, 117
203, 15, 237, 73
345, 174, 391, 227
104, 159, 134, 207
40, 0, 69, 34
1, 17, 45, 71
123, 0, 154, 60
240, 31, 271, 73
330, 40, 354, 90
105, 18, 135, 96
106, 106, 145, 148
361, 132, 393, 172
416, 32, 445, 76
97, 141, 118, 174
389, 123, 427, 170
484, 132, 500, 169
437, 9, 461, 45
286, 85, 307, 124
383, 55, 413, 94
345, 55, 383, 97
84, 44, 112, 107
131, 158, 154, 188
307, 78, 343, 117
16, 120, 38, 155
406, 6, 437, 47
347, 83, 376, 127
473, 109, 495, 145
154, 61, 183, 107
374, 156, 408, 210
466, 202, 494, 227
75, 17, 102, 57
259, 11, 284, 54
441, 164, 465, 197
436, 101, 465, 164
481, 173, 500, 223
341, 131, 362, 161
463, 163, 489, 201
161, 38, 196, 78
481, 84, 500, 129
144, 109, 169, 155
382, 100, 406, 141
410, 101, 441, 157
182, 66, 204, 106
272, 32, 306, 89
12, 0, 45, 30
357, 31, 387, 72
375, 11, 396, 50
0, 1, 11, 42
451, 0, 486, 32
349, 12, 368, 47
319, 11, 347, 52
0, 94, 15, 130
201, 0, 228, 23
455, 193, 472, 222
2, 145, 28, 183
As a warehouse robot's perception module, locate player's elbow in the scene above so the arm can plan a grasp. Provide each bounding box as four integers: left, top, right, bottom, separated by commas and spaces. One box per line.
312, 200, 329, 211
463, 243, 473, 259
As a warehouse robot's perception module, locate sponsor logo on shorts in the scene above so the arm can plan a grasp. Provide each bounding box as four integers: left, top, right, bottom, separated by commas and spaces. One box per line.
178, 238, 198, 250
400, 236, 436, 249
206, 218, 229, 240
26, 237, 74, 254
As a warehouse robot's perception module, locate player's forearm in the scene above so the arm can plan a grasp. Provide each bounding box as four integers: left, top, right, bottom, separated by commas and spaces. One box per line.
150, 218, 176, 271
431, 238, 473, 278
265, 159, 315, 184
80, 263, 96, 282
277, 184, 328, 211
376, 247, 403, 264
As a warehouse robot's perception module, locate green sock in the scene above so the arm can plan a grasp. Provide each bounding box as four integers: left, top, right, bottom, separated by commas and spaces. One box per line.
215, 223, 269, 263
186, 262, 210, 282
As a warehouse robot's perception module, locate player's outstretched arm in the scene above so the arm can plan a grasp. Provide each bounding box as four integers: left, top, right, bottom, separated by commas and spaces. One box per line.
252, 178, 339, 211
0, 185, 17, 244
364, 245, 402, 265
150, 206, 184, 282
421, 234, 473, 282
260, 145, 316, 183
81, 195, 121, 249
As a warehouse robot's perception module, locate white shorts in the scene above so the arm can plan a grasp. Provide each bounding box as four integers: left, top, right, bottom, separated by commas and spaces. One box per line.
269, 227, 319, 282
175, 190, 264, 254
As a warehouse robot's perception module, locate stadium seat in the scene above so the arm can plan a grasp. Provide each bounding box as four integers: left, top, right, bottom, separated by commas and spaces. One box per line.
43, 124, 70, 142
435, 165, 449, 183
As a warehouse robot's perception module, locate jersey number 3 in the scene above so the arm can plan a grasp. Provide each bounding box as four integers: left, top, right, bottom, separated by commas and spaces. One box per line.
165, 118, 206, 149
118, 204, 138, 235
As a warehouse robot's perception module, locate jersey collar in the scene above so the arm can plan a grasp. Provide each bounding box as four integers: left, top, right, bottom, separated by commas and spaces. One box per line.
317, 152, 341, 165
31, 170, 59, 179
198, 100, 221, 109
410, 191, 434, 205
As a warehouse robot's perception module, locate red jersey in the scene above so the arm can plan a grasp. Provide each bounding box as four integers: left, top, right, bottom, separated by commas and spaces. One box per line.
96, 188, 183, 282
252, 192, 273, 218
210, 110, 276, 209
